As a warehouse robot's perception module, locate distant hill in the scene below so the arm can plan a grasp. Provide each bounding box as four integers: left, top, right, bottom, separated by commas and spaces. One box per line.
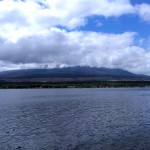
0, 66, 149, 82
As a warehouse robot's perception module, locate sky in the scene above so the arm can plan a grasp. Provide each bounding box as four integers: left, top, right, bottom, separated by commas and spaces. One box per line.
0, 0, 150, 75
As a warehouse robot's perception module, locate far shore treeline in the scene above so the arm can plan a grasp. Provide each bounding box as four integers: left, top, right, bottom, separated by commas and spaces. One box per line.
0, 81, 150, 89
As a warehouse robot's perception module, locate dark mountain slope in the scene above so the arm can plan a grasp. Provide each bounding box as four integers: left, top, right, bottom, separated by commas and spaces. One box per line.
0, 66, 149, 81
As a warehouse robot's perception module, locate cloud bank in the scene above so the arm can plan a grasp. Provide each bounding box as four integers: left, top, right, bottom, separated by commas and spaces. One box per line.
0, 0, 150, 75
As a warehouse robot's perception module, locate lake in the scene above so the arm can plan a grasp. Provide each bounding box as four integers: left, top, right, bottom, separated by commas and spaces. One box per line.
0, 88, 150, 150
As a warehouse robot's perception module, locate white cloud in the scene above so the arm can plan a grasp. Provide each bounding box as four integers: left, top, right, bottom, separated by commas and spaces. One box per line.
0, 0, 150, 75
1, 0, 150, 42
0, 28, 150, 75
0, 0, 136, 42
136, 4, 150, 23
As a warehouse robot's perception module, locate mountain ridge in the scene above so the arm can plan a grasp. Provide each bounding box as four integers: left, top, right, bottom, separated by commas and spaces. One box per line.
0, 66, 149, 82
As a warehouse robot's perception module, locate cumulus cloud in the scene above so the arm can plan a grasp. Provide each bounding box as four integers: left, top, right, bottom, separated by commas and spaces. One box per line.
0, 28, 150, 75
136, 4, 150, 23
0, 0, 150, 75
0, 0, 135, 42
0, 0, 148, 42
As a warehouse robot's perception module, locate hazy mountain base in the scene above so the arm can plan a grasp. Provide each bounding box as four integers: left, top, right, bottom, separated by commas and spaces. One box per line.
0, 81, 150, 89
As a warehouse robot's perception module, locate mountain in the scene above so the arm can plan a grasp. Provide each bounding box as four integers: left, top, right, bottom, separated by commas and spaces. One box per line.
0, 66, 149, 82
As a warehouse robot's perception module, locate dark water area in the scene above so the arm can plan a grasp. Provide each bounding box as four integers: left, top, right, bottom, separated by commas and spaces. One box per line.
0, 88, 150, 150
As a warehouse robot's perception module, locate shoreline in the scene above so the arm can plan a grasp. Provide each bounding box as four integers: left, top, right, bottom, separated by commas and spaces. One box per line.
0, 87, 150, 90
1, 81, 150, 89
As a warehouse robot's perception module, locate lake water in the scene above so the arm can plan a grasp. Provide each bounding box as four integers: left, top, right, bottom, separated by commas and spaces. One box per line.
0, 88, 150, 150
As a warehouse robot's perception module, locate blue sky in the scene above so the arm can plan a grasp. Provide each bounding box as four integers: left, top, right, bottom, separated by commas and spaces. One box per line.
79, 0, 150, 39
131, 0, 150, 5
82, 15, 150, 38
0, 0, 150, 75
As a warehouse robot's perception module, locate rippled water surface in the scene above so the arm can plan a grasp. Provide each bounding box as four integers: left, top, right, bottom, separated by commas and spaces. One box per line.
0, 88, 150, 150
